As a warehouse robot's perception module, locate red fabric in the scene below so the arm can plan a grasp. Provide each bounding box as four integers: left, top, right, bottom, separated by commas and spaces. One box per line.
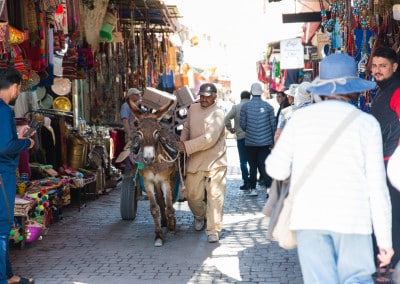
109, 128, 125, 162
389, 88, 400, 118
257, 63, 269, 84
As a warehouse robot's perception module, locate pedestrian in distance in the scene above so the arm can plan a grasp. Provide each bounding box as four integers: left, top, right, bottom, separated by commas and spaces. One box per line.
274, 90, 290, 128
273, 91, 290, 144
224, 90, 251, 191
274, 82, 314, 145
274, 85, 297, 144
266, 53, 393, 284
370, 46, 400, 275
240, 82, 275, 196
0, 67, 35, 284
177, 83, 227, 243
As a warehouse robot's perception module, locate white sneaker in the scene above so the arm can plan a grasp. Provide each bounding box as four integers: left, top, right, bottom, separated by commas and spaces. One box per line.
246, 188, 258, 196
207, 234, 219, 243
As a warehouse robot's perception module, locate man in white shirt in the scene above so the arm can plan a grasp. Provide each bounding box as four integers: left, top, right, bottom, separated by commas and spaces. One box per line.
266, 54, 393, 283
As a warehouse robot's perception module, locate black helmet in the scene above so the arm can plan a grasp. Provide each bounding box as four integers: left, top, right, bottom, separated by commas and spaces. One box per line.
198, 83, 217, 96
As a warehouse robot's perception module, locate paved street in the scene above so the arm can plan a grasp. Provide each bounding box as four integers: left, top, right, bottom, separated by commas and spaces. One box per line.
9, 138, 303, 284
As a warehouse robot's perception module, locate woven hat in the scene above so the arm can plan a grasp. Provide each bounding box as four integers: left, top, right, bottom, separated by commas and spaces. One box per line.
51, 77, 71, 96
39, 94, 53, 109
36, 86, 46, 100
250, 82, 263, 96
294, 82, 312, 108
307, 53, 376, 95
284, 84, 299, 97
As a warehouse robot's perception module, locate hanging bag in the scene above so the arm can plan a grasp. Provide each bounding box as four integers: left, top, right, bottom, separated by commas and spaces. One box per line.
269, 108, 361, 249
0, 21, 7, 55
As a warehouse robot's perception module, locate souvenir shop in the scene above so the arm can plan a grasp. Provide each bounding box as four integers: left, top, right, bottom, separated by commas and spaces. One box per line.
259, 0, 399, 111
4, 0, 186, 247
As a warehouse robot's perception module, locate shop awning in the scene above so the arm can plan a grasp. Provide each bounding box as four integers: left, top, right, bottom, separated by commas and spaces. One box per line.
116, 0, 181, 32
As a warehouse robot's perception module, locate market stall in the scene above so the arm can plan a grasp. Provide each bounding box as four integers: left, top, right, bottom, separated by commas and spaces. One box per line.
261, 0, 399, 111
1, 0, 185, 246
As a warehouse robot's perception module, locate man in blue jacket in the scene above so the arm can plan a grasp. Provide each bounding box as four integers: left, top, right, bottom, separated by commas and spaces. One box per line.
240, 82, 275, 196
224, 90, 251, 190
0, 68, 35, 284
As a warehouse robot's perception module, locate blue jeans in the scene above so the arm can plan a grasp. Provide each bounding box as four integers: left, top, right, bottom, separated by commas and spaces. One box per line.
237, 139, 249, 185
297, 230, 375, 284
0, 233, 8, 284
0, 237, 13, 283
0, 172, 15, 284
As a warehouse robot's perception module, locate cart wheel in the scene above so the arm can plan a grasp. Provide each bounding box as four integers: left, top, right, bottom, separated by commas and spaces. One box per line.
120, 175, 138, 220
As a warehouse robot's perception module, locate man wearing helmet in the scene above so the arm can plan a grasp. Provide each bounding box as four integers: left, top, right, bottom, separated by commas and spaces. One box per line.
177, 83, 227, 243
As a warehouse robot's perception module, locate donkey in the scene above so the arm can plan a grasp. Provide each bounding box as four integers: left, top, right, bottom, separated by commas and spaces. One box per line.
128, 98, 179, 246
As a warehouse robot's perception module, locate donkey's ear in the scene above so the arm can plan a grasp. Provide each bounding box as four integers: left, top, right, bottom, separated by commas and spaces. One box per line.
128, 100, 143, 119
154, 99, 175, 120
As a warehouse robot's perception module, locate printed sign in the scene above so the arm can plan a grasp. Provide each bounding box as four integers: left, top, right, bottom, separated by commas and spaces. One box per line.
280, 38, 304, 69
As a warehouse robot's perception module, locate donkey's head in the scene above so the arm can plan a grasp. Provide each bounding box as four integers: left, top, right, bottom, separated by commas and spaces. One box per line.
128, 99, 175, 164
136, 117, 162, 164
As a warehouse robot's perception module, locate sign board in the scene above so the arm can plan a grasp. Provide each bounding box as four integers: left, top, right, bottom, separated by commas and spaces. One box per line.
280, 38, 304, 69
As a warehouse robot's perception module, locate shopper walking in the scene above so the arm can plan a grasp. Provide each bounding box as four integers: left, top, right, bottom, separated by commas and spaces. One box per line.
274, 85, 297, 143
0, 67, 35, 284
371, 46, 400, 272
240, 82, 275, 196
178, 83, 227, 243
274, 91, 290, 127
266, 53, 393, 283
224, 90, 251, 190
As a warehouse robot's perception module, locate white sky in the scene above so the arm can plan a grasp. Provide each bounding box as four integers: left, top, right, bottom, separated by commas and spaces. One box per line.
165, 0, 304, 97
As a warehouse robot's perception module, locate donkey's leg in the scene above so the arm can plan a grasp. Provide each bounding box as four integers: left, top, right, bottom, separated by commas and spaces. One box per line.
143, 174, 163, 245
161, 172, 176, 232
155, 185, 167, 227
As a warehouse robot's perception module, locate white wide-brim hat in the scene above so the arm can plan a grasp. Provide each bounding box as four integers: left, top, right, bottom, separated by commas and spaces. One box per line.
284, 84, 299, 97
306, 53, 376, 95
294, 82, 312, 108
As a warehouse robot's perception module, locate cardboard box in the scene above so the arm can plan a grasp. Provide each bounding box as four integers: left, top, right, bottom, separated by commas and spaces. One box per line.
142, 87, 176, 110
175, 86, 196, 106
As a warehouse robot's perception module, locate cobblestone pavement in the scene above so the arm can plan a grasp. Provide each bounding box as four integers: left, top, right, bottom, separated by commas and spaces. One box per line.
9, 138, 303, 284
